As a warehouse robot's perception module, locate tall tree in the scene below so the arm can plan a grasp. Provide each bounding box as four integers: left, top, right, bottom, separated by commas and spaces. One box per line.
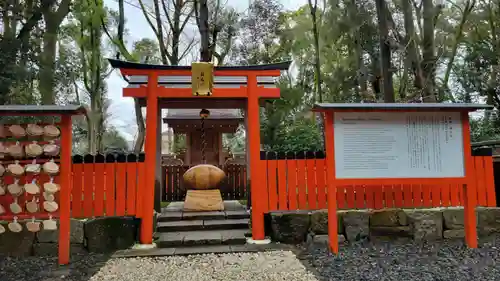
375, 0, 395, 102
38, 0, 72, 104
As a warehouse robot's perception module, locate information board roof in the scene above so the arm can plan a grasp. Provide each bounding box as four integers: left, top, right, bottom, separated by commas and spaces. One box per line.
313, 103, 493, 112
0, 105, 88, 116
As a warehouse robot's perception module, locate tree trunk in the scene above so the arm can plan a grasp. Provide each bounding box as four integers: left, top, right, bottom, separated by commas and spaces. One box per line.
440, 0, 475, 102
375, 0, 395, 102
421, 0, 437, 102
401, 0, 425, 101
39, 22, 58, 105
308, 0, 322, 103
196, 0, 211, 62
39, 0, 72, 105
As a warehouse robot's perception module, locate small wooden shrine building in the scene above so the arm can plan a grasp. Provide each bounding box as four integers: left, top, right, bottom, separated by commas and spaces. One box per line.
164, 109, 243, 166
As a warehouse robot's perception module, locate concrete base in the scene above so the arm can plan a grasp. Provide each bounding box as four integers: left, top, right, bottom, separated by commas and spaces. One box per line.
132, 243, 157, 250
246, 237, 271, 245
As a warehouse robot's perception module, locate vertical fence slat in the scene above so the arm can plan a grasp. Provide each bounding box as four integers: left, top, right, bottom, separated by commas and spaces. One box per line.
136, 161, 146, 217
474, 156, 487, 206
354, 185, 365, 209
345, 185, 355, 209
373, 186, 384, 209
316, 159, 327, 209
393, 185, 404, 208
286, 158, 298, 210
237, 165, 244, 200
483, 156, 496, 207
337, 186, 347, 209
105, 156, 116, 216
440, 183, 451, 207
267, 158, 278, 211
431, 184, 442, 207
83, 155, 95, 217
402, 184, 413, 208
94, 154, 106, 217
365, 185, 375, 209
277, 159, 288, 210
126, 155, 138, 215
166, 166, 173, 201
115, 157, 127, 216
383, 185, 394, 208
421, 184, 432, 207
296, 159, 307, 209
72, 160, 84, 218
173, 166, 181, 201
306, 158, 317, 210
449, 184, 460, 206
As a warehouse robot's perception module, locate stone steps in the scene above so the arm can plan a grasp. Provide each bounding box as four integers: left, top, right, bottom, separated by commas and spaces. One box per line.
157, 218, 250, 233
155, 229, 250, 248
156, 202, 251, 249
113, 243, 294, 258
157, 210, 250, 222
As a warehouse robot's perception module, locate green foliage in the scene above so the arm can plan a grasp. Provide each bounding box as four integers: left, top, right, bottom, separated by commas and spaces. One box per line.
470, 116, 500, 142
266, 118, 324, 152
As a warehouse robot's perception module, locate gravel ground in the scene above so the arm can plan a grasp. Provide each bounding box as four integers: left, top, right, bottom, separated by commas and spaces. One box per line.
2, 236, 500, 281
0, 251, 318, 281
298, 235, 500, 281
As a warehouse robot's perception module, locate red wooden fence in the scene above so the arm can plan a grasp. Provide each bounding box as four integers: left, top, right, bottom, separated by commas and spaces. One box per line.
3, 155, 489, 220
70, 162, 145, 218
261, 156, 497, 212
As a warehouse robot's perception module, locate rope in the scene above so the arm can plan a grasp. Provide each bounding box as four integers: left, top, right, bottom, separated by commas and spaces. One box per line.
201, 115, 207, 164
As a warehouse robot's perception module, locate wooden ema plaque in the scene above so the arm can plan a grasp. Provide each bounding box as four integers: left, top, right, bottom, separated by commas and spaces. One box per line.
314, 103, 493, 254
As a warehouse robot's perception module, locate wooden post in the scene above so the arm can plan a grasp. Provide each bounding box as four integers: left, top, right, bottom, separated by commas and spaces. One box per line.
141, 73, 159, 244
155, 107, 162, 213
462, 112, 478, 248
59, 114, 72, 265
324, 111, 338, 254
247, 74, 266, 240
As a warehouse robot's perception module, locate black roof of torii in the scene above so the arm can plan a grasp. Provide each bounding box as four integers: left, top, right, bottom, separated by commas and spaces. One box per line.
107, 59, 292, 71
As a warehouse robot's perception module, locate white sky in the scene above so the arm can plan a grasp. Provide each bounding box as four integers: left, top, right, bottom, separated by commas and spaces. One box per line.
103, 0, 307, 142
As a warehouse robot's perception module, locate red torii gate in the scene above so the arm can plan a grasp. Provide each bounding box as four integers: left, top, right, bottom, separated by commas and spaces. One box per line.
108, 59, 291, 244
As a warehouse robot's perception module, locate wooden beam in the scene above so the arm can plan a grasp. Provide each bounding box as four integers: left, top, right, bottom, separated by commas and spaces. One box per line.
123, 86, 280, 99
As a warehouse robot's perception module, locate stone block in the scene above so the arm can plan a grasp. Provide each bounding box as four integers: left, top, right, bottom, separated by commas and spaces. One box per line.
477, 207, 500, 235
341, 210, 370, 241
0, 224, 35, 256
84, 216, 140, 253
405, 209, 443, 241
270, 210, 311, 244
443, 229, 465, 239
309, 210, 343, 235
309, 234, 346, 246
370, 209, 408, 227
33, 243, 87, 256
442, 208, 468, 230
370, 226, 412, 238
37, 219, 85, 243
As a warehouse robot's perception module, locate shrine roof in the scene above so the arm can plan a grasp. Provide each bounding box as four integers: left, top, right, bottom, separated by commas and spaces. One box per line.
165, 109, 243, 120
313, 103, 493, 112
108, 59, 292, 71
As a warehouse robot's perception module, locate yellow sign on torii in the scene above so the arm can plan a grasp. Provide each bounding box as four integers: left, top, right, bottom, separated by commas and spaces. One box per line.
191, 62, 214, 96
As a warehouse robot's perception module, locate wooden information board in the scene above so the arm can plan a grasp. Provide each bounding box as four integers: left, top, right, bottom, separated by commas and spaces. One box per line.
313, 102, 494, 255
334, 111, 465, 179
